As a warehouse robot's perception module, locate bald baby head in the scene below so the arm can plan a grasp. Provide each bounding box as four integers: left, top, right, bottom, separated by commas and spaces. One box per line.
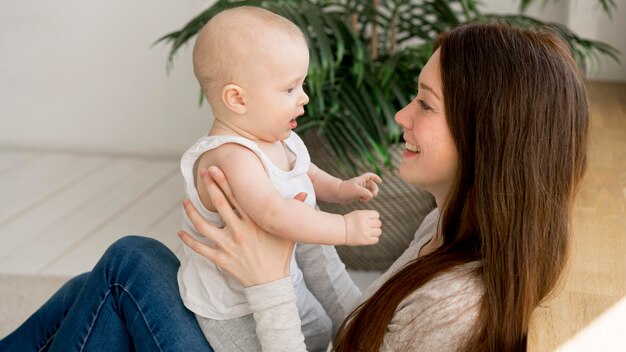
193, 7, 307, 104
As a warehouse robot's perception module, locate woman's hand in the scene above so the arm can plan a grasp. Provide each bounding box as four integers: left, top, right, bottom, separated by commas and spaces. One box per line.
178, 166, 299, 287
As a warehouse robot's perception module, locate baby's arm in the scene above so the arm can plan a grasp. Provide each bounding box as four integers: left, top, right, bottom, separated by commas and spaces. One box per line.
308, 163, 382, 205
201, 144, 380, 246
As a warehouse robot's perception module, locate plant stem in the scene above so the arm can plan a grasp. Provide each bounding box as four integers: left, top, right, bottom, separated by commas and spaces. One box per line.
371, 0, 379, 60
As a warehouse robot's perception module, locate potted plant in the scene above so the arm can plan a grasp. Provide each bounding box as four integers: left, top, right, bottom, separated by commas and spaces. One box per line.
156, 0, 618, 270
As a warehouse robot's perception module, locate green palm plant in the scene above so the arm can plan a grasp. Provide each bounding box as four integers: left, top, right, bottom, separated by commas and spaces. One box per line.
156, 0, 619, 174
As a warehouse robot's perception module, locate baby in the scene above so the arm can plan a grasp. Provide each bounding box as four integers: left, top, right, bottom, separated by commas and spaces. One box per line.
177, 6, 382, 351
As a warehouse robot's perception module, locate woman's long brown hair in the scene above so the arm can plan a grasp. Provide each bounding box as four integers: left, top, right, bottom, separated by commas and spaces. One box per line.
333, 22, 589, 351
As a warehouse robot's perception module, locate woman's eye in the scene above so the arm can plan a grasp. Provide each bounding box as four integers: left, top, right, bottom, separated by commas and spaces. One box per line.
418, 100, 432, 111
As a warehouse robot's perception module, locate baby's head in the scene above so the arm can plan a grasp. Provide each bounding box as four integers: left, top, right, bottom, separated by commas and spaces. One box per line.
193, 6, 310, 142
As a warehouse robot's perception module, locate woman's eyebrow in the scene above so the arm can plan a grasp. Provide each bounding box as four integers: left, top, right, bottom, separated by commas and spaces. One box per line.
419, 82, 441, 102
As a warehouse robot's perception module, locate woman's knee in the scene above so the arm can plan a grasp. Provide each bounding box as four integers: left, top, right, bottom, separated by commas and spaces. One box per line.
61, 271, 89, 295
101, 236, 178, 275
105, 235, 168, 258
108, 235, 160, 252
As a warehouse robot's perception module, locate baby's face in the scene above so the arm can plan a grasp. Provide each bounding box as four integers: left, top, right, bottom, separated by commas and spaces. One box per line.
239, 37, 310, 143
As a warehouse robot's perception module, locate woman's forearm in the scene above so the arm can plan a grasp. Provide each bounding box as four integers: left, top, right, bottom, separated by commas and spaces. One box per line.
245, 277, 309, 352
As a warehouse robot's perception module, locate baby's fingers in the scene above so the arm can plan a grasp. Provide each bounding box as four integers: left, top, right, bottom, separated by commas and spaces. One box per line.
366, 175, 381, 197
368, 232, 381, 244
365, 173, 383, 185
364, 210, 382, 236
369, 218, 382, 244
358, 188, 374, 203
363, 181, 379, 200
361, 209, 379, 218
370, 217, 382, 229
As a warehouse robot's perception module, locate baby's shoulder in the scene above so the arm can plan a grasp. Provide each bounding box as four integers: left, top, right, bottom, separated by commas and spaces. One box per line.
198, 139, 261, 166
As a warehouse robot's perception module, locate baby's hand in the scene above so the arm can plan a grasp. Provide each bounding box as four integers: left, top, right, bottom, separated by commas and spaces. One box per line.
343, 210, 382, 246
338, 173, 382, 204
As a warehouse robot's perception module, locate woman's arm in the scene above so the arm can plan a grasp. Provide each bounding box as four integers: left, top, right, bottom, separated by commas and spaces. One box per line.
178, 166, 309, 351
245, 277, 308, 351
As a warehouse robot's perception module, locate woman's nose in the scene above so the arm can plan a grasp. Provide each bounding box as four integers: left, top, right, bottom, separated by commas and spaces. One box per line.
395, 105, 410, 129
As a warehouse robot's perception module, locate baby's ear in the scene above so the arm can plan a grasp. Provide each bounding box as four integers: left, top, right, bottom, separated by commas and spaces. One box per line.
222, 84, 246, 115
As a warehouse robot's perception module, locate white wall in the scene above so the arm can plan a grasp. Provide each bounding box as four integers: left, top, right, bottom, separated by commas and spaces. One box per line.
481, 0, 626, 82
480, 0, 568, 23
567, 0, 626, 81
0, 0, 215, 158
0, 0, 623, 157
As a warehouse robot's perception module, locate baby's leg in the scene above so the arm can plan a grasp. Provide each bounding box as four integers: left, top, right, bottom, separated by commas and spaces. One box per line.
196, 314, 260, 352
295, 243, 362, 337
294, 279, 333, 351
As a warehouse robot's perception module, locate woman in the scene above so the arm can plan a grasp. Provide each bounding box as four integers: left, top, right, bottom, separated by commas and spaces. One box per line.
0, 22, 588, 351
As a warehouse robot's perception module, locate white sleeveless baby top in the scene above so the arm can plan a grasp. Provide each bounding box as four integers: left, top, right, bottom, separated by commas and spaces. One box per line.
177, 132, 315, 319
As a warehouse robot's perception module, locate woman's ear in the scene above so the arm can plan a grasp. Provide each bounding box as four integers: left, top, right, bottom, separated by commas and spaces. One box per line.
222, 84, 246, 115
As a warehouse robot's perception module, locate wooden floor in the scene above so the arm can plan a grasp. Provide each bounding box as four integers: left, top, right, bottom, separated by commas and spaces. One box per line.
0, 82, 624, 350
0, 153, 184, 276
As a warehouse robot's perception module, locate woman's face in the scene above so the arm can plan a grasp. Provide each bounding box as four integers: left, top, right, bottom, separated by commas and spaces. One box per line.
395, 49, 458, 206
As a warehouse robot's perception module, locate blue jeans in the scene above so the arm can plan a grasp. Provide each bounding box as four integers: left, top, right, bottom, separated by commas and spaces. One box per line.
0, 236, 214, 352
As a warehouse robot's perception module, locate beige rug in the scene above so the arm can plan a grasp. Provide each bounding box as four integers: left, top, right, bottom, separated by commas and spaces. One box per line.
0, 274, 70, 338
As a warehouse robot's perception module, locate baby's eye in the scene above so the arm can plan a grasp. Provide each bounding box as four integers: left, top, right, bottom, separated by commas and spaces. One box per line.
287, 87, 295, 94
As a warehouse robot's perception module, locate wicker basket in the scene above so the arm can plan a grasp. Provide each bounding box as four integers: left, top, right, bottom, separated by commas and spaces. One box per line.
302, 131, 436, 271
